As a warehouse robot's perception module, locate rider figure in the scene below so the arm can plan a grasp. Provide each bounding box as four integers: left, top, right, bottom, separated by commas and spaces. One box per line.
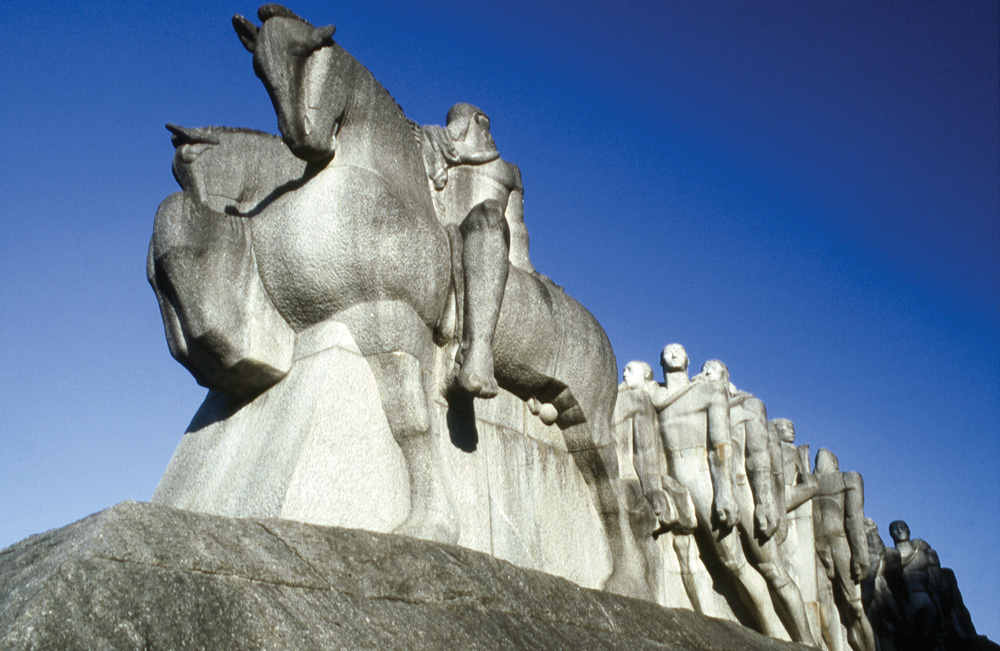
421, 103, 537, 398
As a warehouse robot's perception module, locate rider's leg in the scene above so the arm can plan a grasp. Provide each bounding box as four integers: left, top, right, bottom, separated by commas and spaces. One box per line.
457, 198, 509, 398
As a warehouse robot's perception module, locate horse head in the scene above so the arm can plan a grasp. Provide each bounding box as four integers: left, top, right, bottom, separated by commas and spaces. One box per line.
233, 5, 343, 162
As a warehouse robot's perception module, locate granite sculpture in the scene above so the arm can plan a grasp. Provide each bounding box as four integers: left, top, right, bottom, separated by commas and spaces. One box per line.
148, 126, 301, 398
885, 520, 943, 649
613, 361, 698, 601
132, 5, 1000, 649
149, 4, 644, 598
698, 362, 815, 645
646, 345, 786, 632
813, 448, 876, 651
773, 418, 822, 642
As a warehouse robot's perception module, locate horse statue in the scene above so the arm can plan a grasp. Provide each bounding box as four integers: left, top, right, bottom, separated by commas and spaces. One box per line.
149, 4, 645, 597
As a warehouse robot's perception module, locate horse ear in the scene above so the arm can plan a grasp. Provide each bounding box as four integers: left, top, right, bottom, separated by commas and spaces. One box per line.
232, 15, 259, 53
313, 24, 336, 47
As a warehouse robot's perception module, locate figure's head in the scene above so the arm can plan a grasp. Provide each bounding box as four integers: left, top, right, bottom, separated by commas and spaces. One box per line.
888, 520, 911, 544
699, 359, 729, 385
772, 418, 796, 444
233, 5, 343, 161
660, 343, 689, 374
814, 448, 840, 474
446, 103, 496, 153
623, 361, 654, 390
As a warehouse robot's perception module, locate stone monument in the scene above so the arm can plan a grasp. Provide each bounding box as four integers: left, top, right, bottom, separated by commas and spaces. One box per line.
148, 3, 646, 599
646, 345, 784, 630
7, 5, 1000, 650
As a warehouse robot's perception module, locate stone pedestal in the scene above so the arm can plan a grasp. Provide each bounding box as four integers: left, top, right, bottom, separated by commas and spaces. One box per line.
153, 320, 610, 590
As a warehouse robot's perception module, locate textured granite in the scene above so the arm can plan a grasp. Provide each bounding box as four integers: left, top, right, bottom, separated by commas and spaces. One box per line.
0, 502, 811, 651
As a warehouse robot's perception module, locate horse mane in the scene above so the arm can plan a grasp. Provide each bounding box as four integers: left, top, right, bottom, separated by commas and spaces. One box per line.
348, 52, 422, 148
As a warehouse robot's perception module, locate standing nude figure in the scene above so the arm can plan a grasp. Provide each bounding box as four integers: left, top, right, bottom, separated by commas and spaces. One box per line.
614, 360, 696, 599
884, 520, 944, 651
648, 344, 775, 633
862, 517, 902, 651
698, 361, 816, 645
772, 419, 819, 522
813, 448, 876, 651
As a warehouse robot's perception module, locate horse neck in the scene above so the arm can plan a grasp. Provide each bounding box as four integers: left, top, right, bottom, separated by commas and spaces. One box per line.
332, 54, 425, 189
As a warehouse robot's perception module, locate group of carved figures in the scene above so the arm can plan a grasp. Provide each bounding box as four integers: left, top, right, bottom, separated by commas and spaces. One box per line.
612, 351, 983, 650
147, 6, 988, 650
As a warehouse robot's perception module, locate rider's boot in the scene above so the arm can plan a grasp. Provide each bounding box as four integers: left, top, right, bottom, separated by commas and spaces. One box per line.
457, 199, 509, 398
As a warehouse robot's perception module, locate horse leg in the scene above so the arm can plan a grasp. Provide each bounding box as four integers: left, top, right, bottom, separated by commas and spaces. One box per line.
365, 349, 459, 544
456, 199, 509, 398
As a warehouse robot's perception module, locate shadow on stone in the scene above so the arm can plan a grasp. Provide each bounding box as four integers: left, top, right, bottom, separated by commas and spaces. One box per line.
446, 393, 479, 452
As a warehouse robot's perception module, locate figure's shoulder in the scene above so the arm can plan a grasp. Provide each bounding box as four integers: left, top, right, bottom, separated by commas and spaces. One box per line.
614, 386, 653, 421
745, 395, 766, 417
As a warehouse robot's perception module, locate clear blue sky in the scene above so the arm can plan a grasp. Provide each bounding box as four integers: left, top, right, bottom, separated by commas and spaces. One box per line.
2, 0, 997, 639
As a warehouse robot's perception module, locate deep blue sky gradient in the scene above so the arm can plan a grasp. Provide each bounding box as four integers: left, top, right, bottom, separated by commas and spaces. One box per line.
2, 0, 997, 638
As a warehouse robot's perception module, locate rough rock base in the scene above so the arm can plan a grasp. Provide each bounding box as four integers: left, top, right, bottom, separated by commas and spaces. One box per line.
0, 502, 808, 650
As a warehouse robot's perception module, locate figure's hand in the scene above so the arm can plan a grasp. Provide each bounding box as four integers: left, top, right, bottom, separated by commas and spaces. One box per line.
754, 508, 773, 540
754, 503, 780, 540
714, 490, 739, 528
648, 489, 674, 526
851, 559, 867, 583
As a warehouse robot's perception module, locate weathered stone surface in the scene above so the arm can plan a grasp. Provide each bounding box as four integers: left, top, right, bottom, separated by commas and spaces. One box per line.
152, 5, 641, 599
153, 330, 612, 592
0, 502, 810, 651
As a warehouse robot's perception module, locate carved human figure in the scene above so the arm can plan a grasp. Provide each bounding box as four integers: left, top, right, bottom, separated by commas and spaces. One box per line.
697, 362, 815, 645
613, 361, 695, 598
813, 448, 876, 651
615, 362, 665, 531
618, 361, 698, 536
647, 345, 778, 633
884, 520, 944, 650
862, 518, 902, 651
772, 419, 818, 517
772, 418, 825, 645
773, 418, 819, 579
420, 103, 541, 399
